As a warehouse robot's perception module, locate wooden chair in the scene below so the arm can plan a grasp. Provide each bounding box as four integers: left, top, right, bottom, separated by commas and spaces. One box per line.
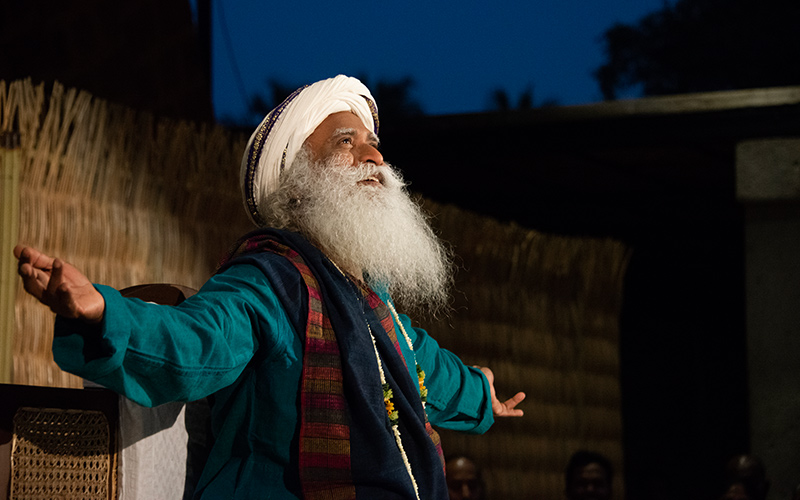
1, 383, 119, 500
1, 283, 209, 500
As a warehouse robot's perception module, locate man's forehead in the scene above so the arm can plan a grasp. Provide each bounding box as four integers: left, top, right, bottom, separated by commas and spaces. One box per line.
332, 126, 380, 144
313, 111, 365, 132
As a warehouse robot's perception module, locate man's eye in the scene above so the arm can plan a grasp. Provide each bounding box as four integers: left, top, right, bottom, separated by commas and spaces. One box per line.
339, 137, 352, 145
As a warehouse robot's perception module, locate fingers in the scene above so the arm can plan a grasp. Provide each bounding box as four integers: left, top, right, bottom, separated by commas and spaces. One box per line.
15, 247, 70, 312
46, 259, 65, 296
15, 246, 56, 282
43, 260, 75, 316
503, 392, 526, 411
19, 269, 47, 300
507, 391, 526, 407
39, 259, 65, 312
496, 392, 526, 417
15, 245, 50, 266
15, 247, 51, 301
14, 246, 104, 321
13, 244, 29, 259
477, 366, 526, 417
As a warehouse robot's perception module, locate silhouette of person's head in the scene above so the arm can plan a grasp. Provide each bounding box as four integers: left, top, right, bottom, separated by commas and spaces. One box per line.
719, 454, 769, 500
446, 455, 486, 500
564, 450, 613, 500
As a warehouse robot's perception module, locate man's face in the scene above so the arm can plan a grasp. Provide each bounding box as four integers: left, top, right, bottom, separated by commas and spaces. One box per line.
566, 463, 611, 500
269, 111, 453, 314
303, 111, 384, 187
446, 457, 484, 500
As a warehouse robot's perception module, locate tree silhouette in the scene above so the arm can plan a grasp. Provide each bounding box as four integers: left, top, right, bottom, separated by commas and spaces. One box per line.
360, 75, 424, 120
595, 0, 800, 100
246, 80, 298, 124
488, 86, 559, 111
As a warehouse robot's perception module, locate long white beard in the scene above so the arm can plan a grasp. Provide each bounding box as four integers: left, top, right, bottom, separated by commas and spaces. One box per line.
261, 148, 452, 315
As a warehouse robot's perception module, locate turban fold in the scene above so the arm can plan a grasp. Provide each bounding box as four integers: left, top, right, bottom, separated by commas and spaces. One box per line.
241, 74, 379, 226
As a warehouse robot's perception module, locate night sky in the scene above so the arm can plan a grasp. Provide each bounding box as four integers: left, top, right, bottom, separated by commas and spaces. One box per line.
205, 0, 672, 123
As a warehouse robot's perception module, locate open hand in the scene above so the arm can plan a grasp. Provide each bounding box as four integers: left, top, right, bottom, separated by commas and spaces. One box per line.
479, 366, 525, 417
14, 245, 105, 323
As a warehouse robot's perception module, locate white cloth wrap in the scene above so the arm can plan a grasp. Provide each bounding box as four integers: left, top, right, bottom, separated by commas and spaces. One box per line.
240, 74, 378, 226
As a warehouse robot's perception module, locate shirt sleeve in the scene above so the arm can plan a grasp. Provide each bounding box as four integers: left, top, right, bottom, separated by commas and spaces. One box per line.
52, 263, 296, 407
393, 310, 494, 434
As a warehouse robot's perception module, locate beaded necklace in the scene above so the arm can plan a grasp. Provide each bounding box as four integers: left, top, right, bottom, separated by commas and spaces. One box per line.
331, 262, 427, 500
366, 321, 421, 500
386, 300, 428, 409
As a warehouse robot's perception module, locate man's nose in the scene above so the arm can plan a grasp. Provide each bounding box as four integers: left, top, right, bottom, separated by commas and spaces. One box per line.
355, 143, 383, 165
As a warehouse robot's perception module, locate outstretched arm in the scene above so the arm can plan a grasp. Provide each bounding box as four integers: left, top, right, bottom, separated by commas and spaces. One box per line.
479, 366, 525, 417
14, 245, 105, 323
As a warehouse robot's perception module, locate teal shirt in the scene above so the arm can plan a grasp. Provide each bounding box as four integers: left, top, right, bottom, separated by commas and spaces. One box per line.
53, 263, 493, 499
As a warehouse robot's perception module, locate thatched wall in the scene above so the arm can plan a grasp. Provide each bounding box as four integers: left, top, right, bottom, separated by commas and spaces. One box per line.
0, 79, 253, 387
0, 79, 630, 500
418, 200, 630, 499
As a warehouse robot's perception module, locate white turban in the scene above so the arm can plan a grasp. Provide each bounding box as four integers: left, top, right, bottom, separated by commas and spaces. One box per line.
240, 74, 379, 226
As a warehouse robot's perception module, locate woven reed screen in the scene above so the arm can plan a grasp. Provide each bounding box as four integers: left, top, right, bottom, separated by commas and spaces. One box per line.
416, 200, 630, 500
0, 78, 253, 387
1, 78, 630, 500
11, 407, 113, 499
1, 131, 21, 383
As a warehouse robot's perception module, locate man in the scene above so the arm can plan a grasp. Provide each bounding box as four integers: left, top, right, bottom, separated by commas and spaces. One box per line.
718, 454, 769, 500
564, 450, 613, 500
15, 75, 525, 499
445, 455, 486, 500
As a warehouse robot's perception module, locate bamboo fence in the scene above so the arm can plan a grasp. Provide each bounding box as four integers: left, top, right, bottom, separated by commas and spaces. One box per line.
1, 127, 21, 383
0, 78, 630, 500
0, 78, 253, 388
417, 200, 630, 500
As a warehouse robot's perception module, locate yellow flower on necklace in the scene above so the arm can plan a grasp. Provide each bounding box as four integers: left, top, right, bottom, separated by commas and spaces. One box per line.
416, 365, 427, 404
383, 383, 399, 425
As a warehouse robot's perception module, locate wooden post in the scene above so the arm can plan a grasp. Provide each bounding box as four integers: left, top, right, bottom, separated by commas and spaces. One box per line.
0, 131, 21, 383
